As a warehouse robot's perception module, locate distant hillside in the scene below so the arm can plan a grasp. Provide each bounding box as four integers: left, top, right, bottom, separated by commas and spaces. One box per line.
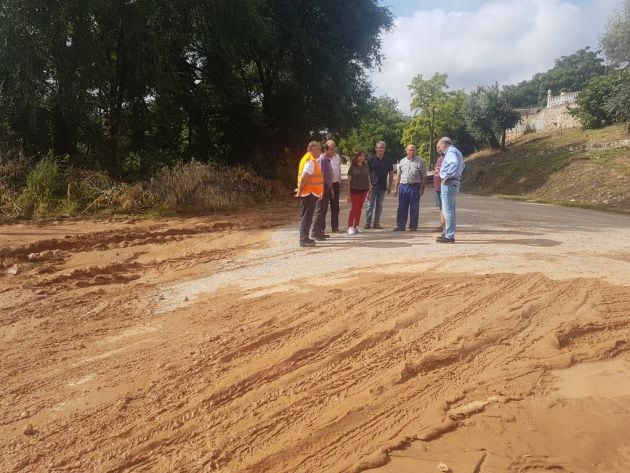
462, 125, 630, 212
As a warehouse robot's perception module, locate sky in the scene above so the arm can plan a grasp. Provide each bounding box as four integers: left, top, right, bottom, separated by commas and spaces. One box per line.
371, 0, 621, 113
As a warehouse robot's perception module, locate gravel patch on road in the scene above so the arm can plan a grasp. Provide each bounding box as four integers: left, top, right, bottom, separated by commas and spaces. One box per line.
157, 190, 630, 312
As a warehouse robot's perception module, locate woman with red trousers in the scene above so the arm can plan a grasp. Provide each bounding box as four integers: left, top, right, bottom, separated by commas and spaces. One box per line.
346, 151, 370, 235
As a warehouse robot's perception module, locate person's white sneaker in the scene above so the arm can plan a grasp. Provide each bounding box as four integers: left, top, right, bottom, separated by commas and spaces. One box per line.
354, 227, 360, 233
347, 227, 356, 235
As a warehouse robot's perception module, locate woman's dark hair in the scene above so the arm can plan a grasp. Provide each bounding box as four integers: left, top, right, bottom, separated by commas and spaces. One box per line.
351, 151, 364, 166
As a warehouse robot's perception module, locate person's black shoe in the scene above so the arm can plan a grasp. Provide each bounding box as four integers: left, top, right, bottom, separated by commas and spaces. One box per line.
311, 234, 326, 241
322, 233, 331, 238
305, 237, 316, 243
364, 223, 372, 229
435, 235, 455, 243
435, 225, 444, 232
300, 240, 316, 247
373, 224, 382, 229
393, 227, 404, 231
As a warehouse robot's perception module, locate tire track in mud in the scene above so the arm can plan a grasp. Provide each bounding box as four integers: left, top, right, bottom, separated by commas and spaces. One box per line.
240, 283, 544, 471
215, 273, 629, 473
0, 222, 235, 263
4, 270, 629, 472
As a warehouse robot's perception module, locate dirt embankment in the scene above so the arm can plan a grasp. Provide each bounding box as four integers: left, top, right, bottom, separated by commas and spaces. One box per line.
463, 125, 630, 211
2, 198, 630, 472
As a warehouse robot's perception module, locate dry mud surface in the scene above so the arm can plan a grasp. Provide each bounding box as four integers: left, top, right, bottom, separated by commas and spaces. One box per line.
1, 191, 630, 473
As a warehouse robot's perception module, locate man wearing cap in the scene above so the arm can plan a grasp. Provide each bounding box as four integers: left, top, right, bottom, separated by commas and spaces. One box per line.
295, 141, 324, 247
393, 144, 427, 231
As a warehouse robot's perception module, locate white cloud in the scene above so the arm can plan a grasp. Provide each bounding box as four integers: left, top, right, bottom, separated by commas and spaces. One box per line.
371, 0, 619, 113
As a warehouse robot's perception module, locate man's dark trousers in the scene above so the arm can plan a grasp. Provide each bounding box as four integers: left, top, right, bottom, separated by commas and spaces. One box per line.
329, 182, 340, 232
396, 183, 421, 230
300, 194, 319, 242
312, 186, 331, 236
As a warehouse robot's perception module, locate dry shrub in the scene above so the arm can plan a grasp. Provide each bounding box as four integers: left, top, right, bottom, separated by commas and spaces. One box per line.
0, 152, 32, 221
0, 156, 286, 220
146, 160, 282, 212
0, 150, 34, 190
111, 183, 154, 212
64, 169, 123, 214
0, 182, 21, 223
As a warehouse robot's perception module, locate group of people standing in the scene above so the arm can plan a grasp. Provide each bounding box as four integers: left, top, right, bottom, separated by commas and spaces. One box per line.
295, 137, 464, 247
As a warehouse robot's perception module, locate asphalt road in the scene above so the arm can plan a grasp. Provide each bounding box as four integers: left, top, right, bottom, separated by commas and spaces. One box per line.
160, 187, 630, 310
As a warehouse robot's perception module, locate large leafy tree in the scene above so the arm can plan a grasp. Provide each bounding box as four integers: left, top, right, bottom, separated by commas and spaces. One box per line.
338, 95, 407, 160
249, 0, 392, 163
465, 84, 521, 150
402, 73, 471, 164
0, 0, 393, 177
600, 0, 630, 66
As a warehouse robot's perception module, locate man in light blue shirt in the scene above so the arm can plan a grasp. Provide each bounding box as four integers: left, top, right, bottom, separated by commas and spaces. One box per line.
436, 137, 464, 243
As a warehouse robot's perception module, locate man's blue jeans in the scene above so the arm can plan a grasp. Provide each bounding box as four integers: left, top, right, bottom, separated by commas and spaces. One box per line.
365, 189, 386, 226
396, 183, 421, 230
440, 180, 460, 239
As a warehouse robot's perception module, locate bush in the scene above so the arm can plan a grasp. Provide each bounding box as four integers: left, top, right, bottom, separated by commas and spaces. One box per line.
0, 155, 286, 221
112, 183, 153, 212
0, 150, 33, 190
573, 68, 630, 130
0, 182, 20, 222
17, 156, 62, 216
66, 169, 114, 207
146, 160, 282, 213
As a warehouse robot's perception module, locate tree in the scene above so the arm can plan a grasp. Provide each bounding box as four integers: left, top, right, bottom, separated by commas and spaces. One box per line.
573, 68, 630, 132
545, 48, 607, 95
502, 48, 605, 107
338, 96, 407, 159
605, 70, 630, 132
0, 0, 394, 177
401, 73, 471, 164
464, 84, 521, 150
600, 0, 630, 66
247, 0, 393, 169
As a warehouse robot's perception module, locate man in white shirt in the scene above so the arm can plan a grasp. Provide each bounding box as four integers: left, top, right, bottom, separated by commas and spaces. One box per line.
296, 141, 323, 247
393, 144, 427, 231
327, 140, 342, 233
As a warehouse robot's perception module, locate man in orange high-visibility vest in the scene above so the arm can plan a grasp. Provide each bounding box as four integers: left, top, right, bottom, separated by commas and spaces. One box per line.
295, 141, 324, 247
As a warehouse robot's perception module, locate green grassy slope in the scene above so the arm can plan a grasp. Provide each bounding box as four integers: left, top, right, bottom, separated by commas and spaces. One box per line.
462, 125, 630, 212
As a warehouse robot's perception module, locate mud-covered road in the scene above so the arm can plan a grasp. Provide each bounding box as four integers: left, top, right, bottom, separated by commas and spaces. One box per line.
2, 190, 630, 472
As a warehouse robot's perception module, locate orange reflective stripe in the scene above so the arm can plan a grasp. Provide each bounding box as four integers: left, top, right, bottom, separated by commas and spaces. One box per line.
297, 152, 316, 187
298, 177, 323, 186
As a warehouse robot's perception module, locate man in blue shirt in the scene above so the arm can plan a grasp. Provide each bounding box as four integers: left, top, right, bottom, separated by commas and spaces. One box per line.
364, 141, 393, 229
436, 137, 464, 243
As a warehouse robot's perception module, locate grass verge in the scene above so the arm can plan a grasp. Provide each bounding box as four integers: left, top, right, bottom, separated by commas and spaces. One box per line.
464, 125, 630, 211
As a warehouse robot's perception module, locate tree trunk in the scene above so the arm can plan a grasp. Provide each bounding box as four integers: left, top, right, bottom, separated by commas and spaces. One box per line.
52, 82, 79, 156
